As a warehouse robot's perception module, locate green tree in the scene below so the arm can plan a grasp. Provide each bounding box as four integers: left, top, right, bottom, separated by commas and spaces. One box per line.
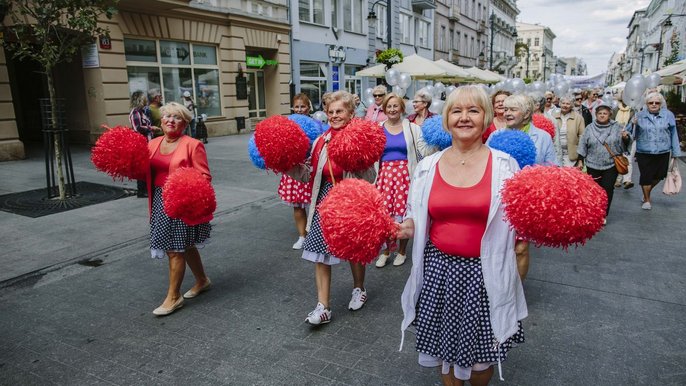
1, 0, 117, 199
664, 31, 680, 67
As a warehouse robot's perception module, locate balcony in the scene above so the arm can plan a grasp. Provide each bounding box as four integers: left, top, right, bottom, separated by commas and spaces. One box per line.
412, 0, 436, 11
448, 6, 460, 22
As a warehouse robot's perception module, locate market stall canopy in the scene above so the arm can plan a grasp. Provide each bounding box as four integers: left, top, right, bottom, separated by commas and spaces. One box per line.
464, 67, 505, 83
355, 54, 452, 79
609, 81, 626, 90
433, 59, 475, 81
656, 59, 686, 85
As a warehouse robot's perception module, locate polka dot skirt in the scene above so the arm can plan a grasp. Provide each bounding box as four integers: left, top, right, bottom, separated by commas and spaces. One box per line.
150, 186, 211, 258
301, 181, 340, 265
278, 174, 312, 208
374, 159, 410, 218
415, 240, 524, 369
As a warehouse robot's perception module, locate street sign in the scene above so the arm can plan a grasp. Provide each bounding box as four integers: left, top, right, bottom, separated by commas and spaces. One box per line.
246, 55, 278, 68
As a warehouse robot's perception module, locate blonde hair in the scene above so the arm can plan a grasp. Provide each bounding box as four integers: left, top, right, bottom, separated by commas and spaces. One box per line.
130, 91, 147, 109
327, 91, 355, 113
372, 85, 388, 95
442, 85, 493, 133
381, 93, 406, 115
159, 102, 192, 123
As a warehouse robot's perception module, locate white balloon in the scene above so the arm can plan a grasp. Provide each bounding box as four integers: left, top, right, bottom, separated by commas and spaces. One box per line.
398, 73, 412, 89
392, 85, 406, 98
494, 81, 505, 90
557, 82, 570, 95
429, 100, 445, 114
646, 72, 661, 88
365, 96, 376, 108
313, 111, 328, 123
446, 85, 456, 96
424, 85, 435, 96
364, 88, 374, 98
405, 99, 415, 115
385, 69, 400, 86
531, 81, 545, 93
433, 82, 446, 97
511, 78, 526, 94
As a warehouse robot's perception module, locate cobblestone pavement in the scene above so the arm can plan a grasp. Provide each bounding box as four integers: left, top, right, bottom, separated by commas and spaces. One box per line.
0, 135, 684, 385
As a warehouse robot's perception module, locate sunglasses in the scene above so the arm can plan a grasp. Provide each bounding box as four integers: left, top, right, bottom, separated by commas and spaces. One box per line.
373, 94, 385, 97
575, 98, 582, 101
546, 98, 552, 101
647, 101, 661, 105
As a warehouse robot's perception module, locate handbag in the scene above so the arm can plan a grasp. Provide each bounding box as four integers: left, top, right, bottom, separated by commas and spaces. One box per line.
663, 158, 682, 195
406, 120, 424, 162
602, 143, 629, 175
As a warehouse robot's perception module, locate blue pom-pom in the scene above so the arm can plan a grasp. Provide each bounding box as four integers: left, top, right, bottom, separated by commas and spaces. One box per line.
487, 130, 537, 168
421, 115, 452, 150
248, 135, 266, 170
288, 114, 323, 143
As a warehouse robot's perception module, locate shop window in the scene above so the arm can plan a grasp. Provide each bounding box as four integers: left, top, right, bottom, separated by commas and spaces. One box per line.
299, 0, 324, 24
247, 71, 267, 118
124, 38, 221, 118
375, 4, 386, 41
343, 0, 363, 33
300, 62, 327, 110
344, 65, 362, 96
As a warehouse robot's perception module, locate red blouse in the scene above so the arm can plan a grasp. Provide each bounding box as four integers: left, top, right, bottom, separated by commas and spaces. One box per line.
428, 154, 492, 257
151, 147, 174, 187
310, 129, 344, 183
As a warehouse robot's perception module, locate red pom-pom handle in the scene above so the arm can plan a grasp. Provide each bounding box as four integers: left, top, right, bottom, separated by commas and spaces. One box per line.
502, 166, 606, 249
328, 118, 386, 172
254, 115, 310, 173
91, 126, 150, 180
319, 179, 398, 265
163, 167, 216, 226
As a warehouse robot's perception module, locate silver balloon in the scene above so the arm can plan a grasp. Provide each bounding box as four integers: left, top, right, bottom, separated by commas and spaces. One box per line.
423, 85, 435, 96
363, 87, 374, 98
646, 72, 661, 88
433, 82, 446, 97
623, 75, 646, 101
557, 82, 570, 96
446, 85, 456, 96
429, 100, 445, 114
531, 81, 545, 93
392, 85, 406, 98
313, 110, 328, 123
511, 78, 526, 94
365, 96, 376, 108
398, 72, 412, 89
385, 68, 400, 86
405, 99, 415, 115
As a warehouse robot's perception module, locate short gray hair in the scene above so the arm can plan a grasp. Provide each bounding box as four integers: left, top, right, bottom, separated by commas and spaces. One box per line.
503, 94, 534, 122
413, 90, 432, 105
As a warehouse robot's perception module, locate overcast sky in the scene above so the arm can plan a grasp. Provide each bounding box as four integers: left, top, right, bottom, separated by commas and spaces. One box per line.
516, 0, 651, 76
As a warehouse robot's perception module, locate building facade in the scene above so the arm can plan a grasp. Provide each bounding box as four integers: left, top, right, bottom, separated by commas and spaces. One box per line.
641, 0, 686, 73
371, 0, 435, 65
515, 22, 555, 81
1, 0, 292, 160
487, 0, 519, 77
559, 57, 588, 76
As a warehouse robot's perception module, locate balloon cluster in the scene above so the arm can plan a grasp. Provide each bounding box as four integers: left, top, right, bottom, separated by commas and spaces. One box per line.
622, 73, 661, 109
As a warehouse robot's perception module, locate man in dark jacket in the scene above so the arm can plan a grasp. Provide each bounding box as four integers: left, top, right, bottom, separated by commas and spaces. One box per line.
573, 92, 592, 126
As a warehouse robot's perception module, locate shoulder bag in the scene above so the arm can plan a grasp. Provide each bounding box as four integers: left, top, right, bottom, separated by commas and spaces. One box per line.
602, 142, 629, 175
663, 158, 682, 195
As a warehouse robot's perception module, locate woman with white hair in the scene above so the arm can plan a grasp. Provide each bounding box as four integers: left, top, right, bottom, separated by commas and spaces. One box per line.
553, 94, 585, 166
364, 85, 388, 124
406, 89, 435, 126
630, 92, 682, 210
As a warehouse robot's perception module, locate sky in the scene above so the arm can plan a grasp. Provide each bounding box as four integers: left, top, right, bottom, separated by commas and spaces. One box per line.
516, 0, 651, 76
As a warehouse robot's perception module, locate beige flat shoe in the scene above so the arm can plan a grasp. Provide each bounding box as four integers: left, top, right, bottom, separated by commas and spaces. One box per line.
183, 278, 212, 299
152, 297, 184, 316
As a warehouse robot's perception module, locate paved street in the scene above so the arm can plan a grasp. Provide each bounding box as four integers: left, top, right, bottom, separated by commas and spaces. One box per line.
0, 134, 685, 385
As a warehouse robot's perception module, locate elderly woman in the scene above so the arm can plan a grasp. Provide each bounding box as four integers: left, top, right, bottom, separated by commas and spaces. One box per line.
630, 92, 682, 210
365, 85, 388, 124
375, 93, 431, 268
147, 102, 212, 316
399, 85, 526, 386
576, 102, 631, 220
129, 91, 159, 198
406, 89, 435, 126
553, 94, 586, 166
482, 90, 511, 142
279, 93, 314, 250
289, 91, 377, 325
486, 94, 558, 280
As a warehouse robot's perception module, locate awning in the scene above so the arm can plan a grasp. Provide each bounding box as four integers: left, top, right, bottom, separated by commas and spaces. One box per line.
464, 67, 504, 83
432, 59, 475, 81
355, 54, 452, 79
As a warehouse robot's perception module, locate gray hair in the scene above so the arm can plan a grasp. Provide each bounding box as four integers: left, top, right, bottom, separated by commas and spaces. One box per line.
160, 102, 192, 123
644, 91, 666, 107
413, 89, 433, 105
558, 94, 574, 104
504, 94, 534, 122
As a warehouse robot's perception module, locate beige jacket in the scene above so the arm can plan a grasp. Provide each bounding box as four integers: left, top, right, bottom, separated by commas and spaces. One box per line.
553, 110, 585, 162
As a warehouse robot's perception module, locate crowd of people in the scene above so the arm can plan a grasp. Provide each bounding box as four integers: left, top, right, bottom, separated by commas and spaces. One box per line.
125, 80, 681, 386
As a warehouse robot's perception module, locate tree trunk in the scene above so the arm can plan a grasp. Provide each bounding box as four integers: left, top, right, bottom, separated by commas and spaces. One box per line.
46, 69, 67, 200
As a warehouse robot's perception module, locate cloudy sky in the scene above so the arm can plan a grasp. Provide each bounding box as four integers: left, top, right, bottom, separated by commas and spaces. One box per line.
516, 0, 651, 76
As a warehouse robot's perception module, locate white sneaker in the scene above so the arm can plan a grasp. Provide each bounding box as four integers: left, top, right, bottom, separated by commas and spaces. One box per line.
305, 302, 331, 325
642, 202, 652, 210
348, 288, 367, 311
375, 253, 390, 268
393, 254, 407, 266
292, 236, 306, 250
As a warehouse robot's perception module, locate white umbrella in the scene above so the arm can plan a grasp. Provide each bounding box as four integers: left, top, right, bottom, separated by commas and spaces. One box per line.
433, 59, 475, 81
355, 54, 451, 79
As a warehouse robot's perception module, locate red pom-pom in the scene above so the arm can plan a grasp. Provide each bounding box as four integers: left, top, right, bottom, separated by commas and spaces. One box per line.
319, 179, 398, 264
532, 114, 555, 139
163, 167, 216, 226
254, 115, 310, 173
328, 118, 386, 172
502, 166, 607, 249
91, 126, 149, 180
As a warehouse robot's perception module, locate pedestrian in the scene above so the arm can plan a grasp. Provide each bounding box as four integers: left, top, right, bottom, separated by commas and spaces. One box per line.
147, 102, 212, 316
576, 102, 632, 221
374, 93, 431, 268
147, 88, 163, 128
364, 85, 388, 124
482, 90, 511, 143
280, 93, 314, 250
614, 92, 635, 189
288, 91, 377, 325
352, 94, 366, 117
399, 85, 527, 386
582, 89, 601, 119
182, 91, 197, 138
129, 91, 159, 198
573, 91, 593, 127
406, 89, 435, 126
629, 92, 682, 210
553, 94, 585, 166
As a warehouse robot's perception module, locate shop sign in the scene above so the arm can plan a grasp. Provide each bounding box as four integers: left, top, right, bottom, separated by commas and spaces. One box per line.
246, 55, 278, 68
99, 35, 111, 50
328, 45, 346, 63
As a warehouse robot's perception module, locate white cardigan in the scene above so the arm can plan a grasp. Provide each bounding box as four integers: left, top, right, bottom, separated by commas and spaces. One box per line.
378, 118, 433, 177
399, 148, 528, 354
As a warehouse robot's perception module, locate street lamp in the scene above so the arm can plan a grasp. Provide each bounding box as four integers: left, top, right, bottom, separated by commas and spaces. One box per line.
655, 17, 672, 71
367, 0, 392, 49
488, 12, 518, 71
638, 46, 646, 74
542, 52, 547, 81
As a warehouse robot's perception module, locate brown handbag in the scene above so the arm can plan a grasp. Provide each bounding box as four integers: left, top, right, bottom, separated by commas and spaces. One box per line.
602, 143, 629, 175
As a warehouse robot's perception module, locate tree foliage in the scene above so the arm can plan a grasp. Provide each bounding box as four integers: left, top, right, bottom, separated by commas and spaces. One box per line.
664, 31, 680, 67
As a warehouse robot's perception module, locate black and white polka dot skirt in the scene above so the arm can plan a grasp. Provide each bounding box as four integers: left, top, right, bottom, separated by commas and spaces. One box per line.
301, 181, 341, 265
415, 240, 524, 374
149, 186, 211, 259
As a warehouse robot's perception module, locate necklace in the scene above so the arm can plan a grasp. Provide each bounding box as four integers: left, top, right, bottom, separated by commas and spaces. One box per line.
453, 146, 483, 165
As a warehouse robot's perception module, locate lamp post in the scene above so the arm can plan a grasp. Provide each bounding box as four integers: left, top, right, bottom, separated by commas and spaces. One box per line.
542, 52, 547, 81
655, 17, 671, 71
489, 12, 518, 72
367, 0, 392, 49
639, 47, 645, 74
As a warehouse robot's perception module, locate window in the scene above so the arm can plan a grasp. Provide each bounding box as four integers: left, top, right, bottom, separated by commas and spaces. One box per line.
375, 4, 387, 40
299, 0, 324, 24
400, 13, 412, 44
450, 29, 455, 50
124, 38, 221, 117
417, 20, 430, 48
534, 37, 540, 47
332, 0, 338, 28
399, 0, 411, 10
300, 62, 327, 110
344, 65, 362, 96
343, 0, 363, 33
439, 25, 446, 51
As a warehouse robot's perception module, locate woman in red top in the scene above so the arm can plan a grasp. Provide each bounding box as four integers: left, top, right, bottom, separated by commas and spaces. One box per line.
481, 90, 510, 143
406, 89, 435, 126
147, 102, 212, 316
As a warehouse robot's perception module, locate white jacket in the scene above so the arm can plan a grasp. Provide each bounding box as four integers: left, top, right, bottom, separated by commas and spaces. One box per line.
399, 148, 528, 351
378, 118, 433, 177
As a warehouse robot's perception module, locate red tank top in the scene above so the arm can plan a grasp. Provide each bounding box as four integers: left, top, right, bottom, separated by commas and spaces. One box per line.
151, 147, 173, 187
310, 129, 344, 183
428, 154, 492, 257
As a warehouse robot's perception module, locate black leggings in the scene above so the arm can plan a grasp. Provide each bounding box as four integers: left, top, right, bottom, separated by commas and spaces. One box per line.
587, 166, 619, 216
